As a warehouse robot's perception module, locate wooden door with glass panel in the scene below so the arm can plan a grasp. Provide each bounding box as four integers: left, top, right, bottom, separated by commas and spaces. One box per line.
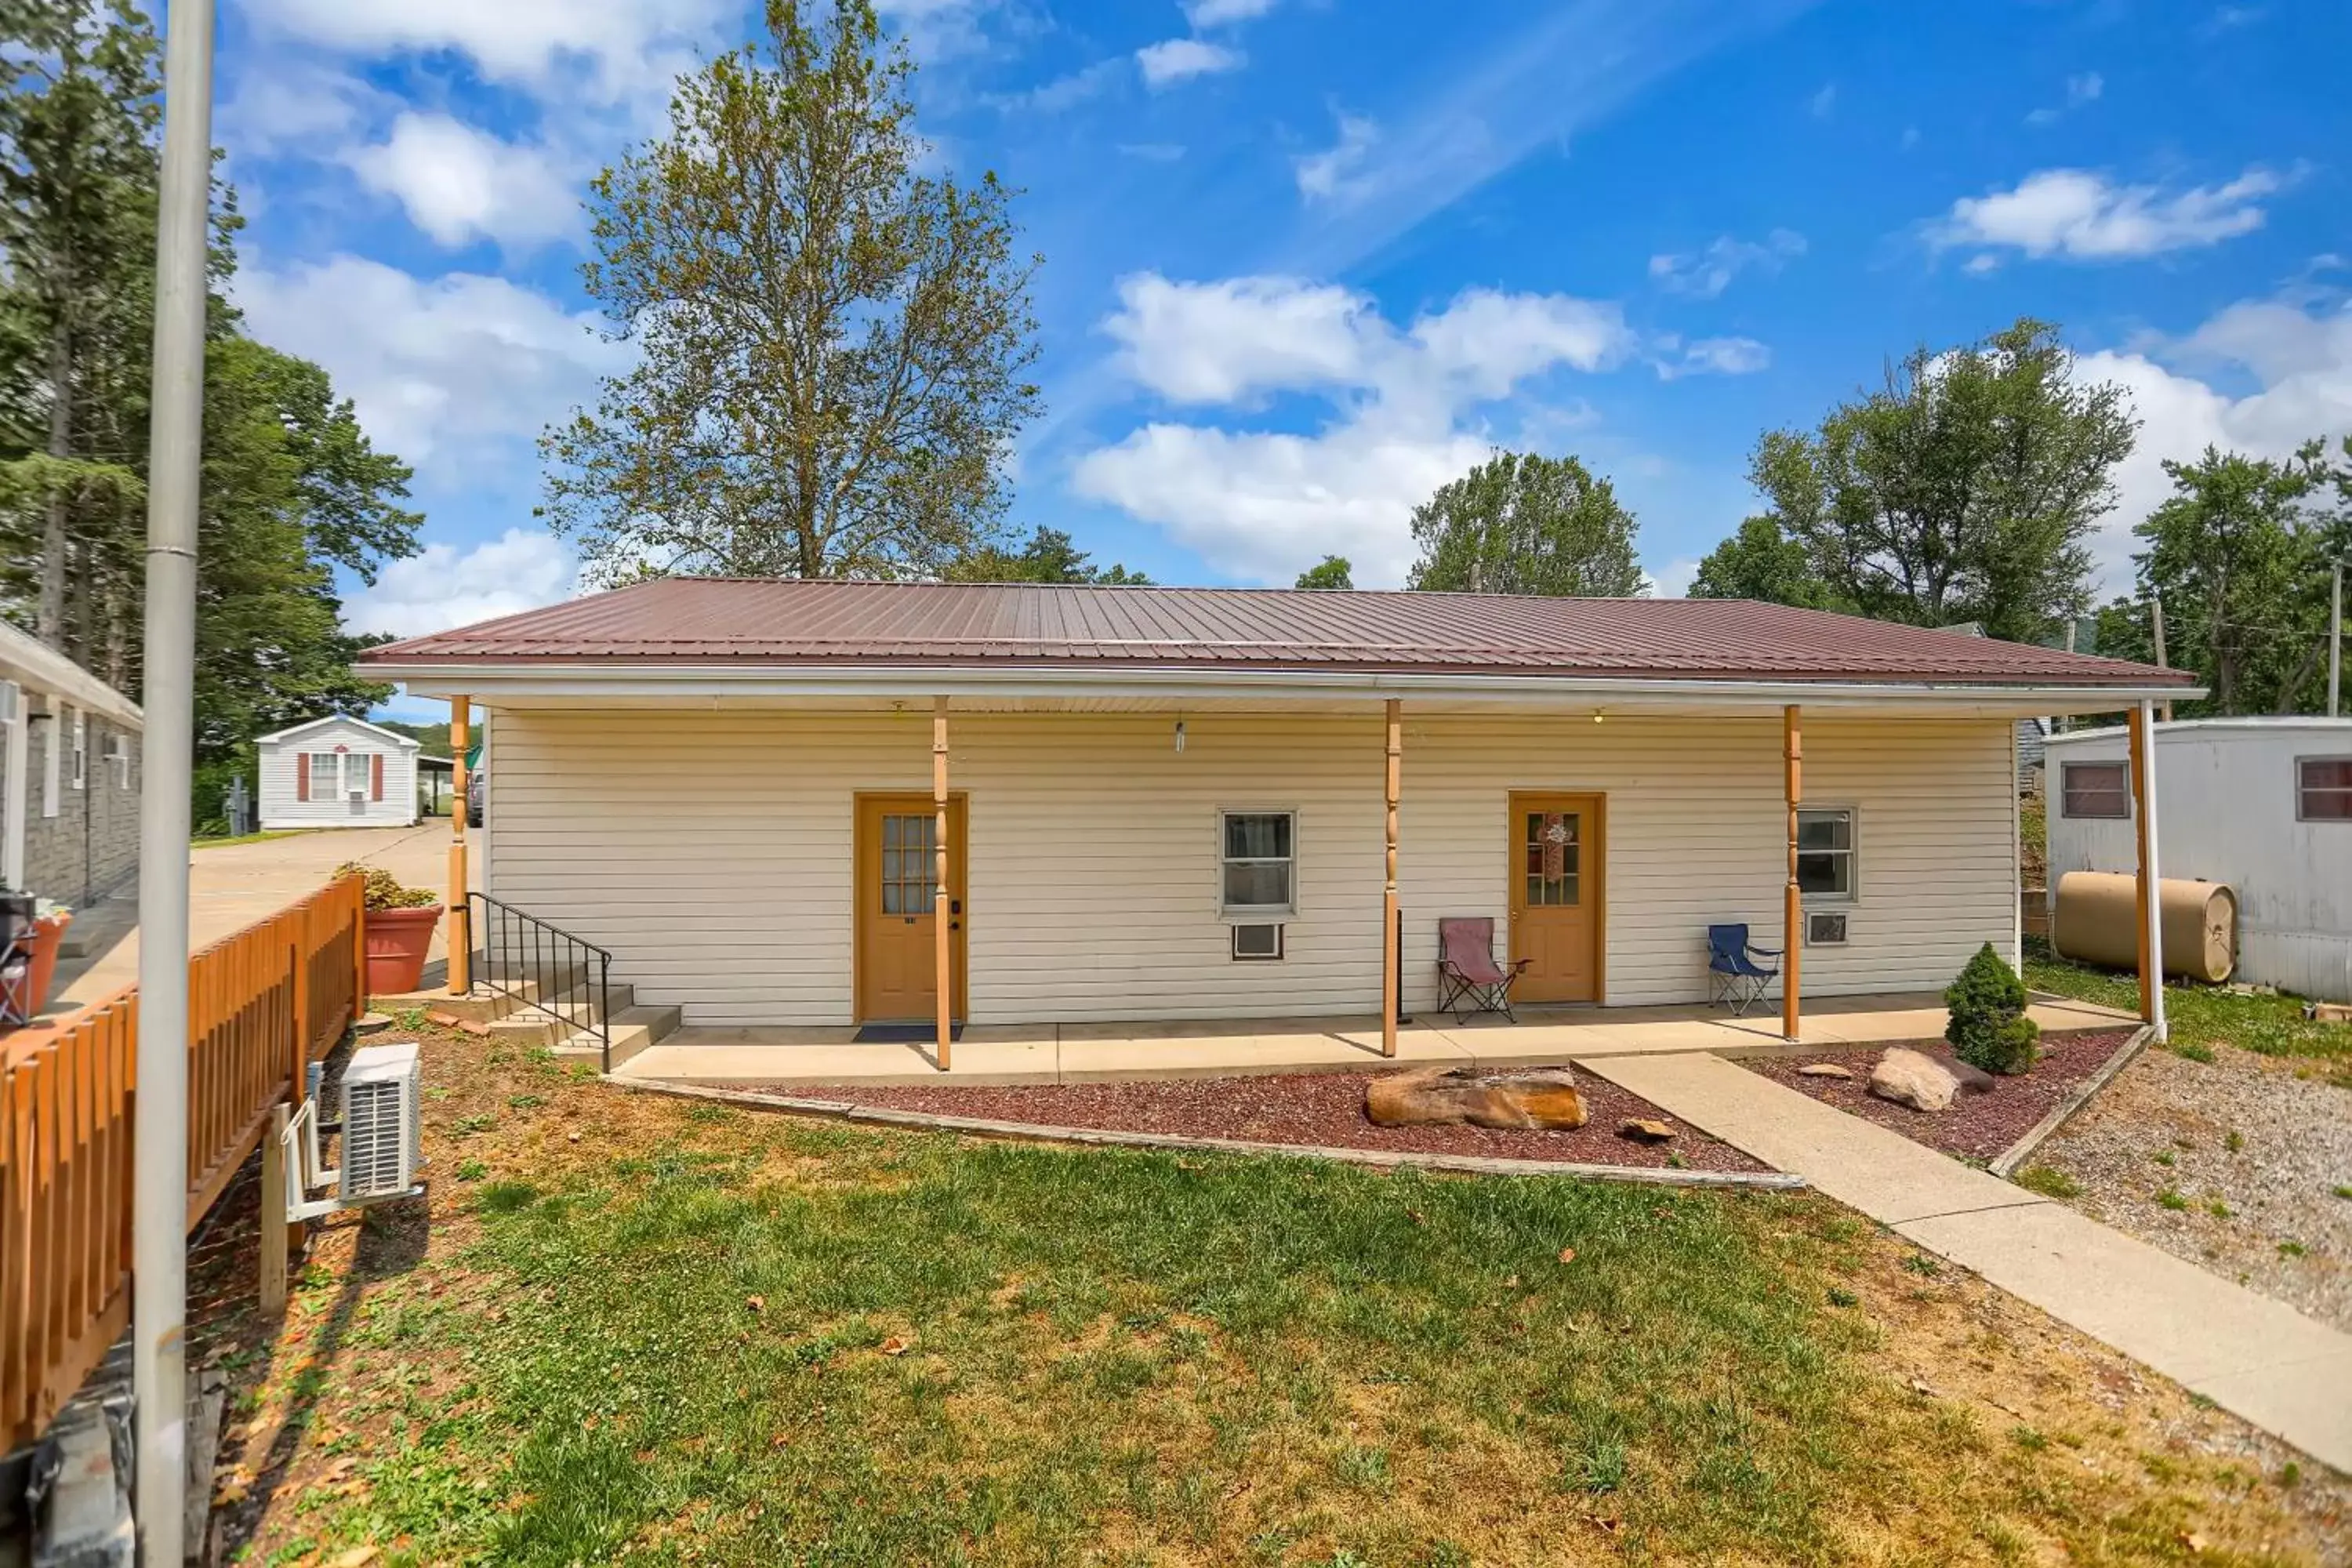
1507, 793, 1602, 1004
855, 794, 967, 1022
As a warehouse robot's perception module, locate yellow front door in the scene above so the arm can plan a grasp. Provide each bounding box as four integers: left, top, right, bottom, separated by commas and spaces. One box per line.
1508, 793, 1603, 1004
855, 794, 967, 1022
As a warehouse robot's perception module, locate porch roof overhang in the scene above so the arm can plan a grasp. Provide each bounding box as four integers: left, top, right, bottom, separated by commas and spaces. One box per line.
368, 658, 2204, 720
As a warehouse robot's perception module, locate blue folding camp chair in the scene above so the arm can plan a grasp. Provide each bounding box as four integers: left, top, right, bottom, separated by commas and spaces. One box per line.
1707, 923, 1780, 1017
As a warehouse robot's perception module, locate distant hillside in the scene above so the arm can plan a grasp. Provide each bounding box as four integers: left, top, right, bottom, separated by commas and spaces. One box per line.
376, 719, 452, 756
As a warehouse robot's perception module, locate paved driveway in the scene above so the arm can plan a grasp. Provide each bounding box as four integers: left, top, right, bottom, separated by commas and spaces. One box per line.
52, 823, 477, 1009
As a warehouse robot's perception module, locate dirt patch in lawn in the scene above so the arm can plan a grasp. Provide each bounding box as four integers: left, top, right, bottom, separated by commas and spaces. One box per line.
731, 1067, 1771, 1172
2028, 1040, 2352, 1334
1740, 1028, 2134, 1164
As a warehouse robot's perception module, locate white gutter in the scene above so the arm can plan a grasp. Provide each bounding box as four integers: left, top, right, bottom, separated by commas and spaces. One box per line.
365, 658, 2202, 714
0, 617, 143, 729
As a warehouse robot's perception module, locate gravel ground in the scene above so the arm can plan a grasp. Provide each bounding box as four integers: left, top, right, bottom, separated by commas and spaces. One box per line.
1738, 1029, 2133, 1164
2031, 1042, 2352, 1334
736, 1068, 1769, 1171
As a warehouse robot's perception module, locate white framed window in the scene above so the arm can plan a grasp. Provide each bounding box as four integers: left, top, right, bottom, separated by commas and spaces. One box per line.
70, 708, 85, 789
305, 750, 343, 798
2299, 757, 2352, 823
2060, 760, 2130, 819
1219, 809, 1296, 918
1795, 806, 1856, 902
107, 733, 133, 789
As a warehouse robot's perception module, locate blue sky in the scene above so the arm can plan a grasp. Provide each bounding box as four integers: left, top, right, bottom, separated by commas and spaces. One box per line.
212, 0, 2352, 717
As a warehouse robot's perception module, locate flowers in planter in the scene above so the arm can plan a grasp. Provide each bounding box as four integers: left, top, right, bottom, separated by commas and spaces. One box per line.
1945, 942, 2040, 1075
336, 862, 437, 912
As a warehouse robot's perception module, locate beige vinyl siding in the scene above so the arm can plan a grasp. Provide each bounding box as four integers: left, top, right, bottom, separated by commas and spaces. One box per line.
485, 706, 2017, 1027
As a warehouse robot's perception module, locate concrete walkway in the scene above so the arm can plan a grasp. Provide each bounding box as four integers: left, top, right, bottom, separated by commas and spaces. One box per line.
49, 822, 470, 1011
1587, 1053, 2352, 1475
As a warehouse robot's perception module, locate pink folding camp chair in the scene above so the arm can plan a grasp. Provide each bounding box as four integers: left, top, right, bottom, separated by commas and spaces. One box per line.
1436, 916, 1530, 1024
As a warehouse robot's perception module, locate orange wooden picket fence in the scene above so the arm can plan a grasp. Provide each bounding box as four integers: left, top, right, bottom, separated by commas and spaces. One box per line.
0, 872, 366, 1451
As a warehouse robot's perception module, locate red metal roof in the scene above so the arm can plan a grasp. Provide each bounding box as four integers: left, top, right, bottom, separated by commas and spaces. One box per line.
359, 578, 2193, 688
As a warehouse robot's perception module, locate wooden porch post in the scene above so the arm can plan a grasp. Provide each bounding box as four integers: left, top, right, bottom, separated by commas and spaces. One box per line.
1782, 705, 1802, 1042
1381, 699, 1400, 1058
934, 697, 953, 1071
448, 696, 471, 996
2129, 699, 2168, 1040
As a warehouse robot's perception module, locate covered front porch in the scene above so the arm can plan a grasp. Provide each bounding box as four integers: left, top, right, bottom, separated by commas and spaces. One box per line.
612, 989, 2135, 1087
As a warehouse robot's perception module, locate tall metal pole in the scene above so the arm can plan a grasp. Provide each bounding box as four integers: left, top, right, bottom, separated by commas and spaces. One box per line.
2151, 595, 2173, 724
2330, 560, 2343, 720
134, 0, 216, 1556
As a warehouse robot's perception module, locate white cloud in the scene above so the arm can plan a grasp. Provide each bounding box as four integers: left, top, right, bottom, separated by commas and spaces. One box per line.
347, 528, 584, 639
219, 61, 389, 156
1646, 556, 1702, 599
2025, 71, 2104, 126
1647, 229, 1806, 298
2075, 295, 2352, 585
1656, 336, 1771, 378
347, 114, 582, 249
1809, 82, 1836, 118
875, 0, 1007, 61
993, 58, 1125, 114
1103, 275, 1375, 405
1136, 38, 1245, 88
237, 0, 734, 100
1294, 112, 1380, 204
1933, 165, 2287, 265
233, 254, 626, 470
1184, 0, 1279, 23
1074, 274, 1639, 585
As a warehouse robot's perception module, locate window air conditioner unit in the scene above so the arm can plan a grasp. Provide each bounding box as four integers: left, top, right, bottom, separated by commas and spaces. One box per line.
1231, 922, 1284, 960
339, 1041, 424, 1201
1806, 911, 1849, 947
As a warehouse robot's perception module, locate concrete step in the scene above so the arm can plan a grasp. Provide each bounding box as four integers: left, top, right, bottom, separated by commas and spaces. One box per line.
483, 984, 638, 1044
548, 1003, 683, 1072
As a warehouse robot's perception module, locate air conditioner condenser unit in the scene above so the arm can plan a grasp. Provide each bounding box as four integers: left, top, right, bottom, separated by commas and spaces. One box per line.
284, 1040, 427, 1222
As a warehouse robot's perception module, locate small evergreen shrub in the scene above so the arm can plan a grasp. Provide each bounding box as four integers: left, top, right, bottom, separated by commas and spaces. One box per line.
1944, 942, 2041, 1075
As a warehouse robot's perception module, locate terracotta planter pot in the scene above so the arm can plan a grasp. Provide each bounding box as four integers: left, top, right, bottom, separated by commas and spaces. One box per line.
362, 904, 443, 997
24, 912, 71, 1018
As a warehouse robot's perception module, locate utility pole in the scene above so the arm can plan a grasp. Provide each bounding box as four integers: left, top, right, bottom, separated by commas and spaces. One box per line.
133, 0, 215, 1558
2331, 558, 2343, 720
2151, 595, 2173, 724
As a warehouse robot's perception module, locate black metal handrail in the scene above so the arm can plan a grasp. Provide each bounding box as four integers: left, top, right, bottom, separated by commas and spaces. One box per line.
469, 892, 615, 1073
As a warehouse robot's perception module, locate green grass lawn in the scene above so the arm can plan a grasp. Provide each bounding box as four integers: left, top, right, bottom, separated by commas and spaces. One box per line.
209, 1029, 2334, 1566
2025, 937, 2351, 1080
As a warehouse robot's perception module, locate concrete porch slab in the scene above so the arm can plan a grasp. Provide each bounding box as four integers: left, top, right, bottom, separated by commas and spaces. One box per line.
615, 991, 2138, 1088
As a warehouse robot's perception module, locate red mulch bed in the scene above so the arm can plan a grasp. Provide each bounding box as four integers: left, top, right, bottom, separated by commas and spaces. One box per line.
728, 1069, 1771, 1173
1738, 1029, 2135, 1163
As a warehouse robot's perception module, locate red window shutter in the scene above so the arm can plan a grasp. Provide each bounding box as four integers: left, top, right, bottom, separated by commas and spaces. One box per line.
296, 753, 310, 802
372, 753, 385, 800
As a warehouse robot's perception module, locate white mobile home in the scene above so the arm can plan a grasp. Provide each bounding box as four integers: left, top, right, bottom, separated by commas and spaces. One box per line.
362, 579, 2194, 1052
2044, 717, 2352, 1001
256, 715, 422, 829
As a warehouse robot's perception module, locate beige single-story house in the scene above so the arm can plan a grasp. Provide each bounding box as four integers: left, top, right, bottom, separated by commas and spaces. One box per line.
361, 579, 2194, 1052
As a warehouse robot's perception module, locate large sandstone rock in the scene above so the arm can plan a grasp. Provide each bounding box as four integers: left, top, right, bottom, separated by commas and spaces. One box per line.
1868, 1047, 1961, 1112
1365, 1066, 1589, 1131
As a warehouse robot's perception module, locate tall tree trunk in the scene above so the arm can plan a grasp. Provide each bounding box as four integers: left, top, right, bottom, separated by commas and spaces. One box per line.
39, 318, 71, 648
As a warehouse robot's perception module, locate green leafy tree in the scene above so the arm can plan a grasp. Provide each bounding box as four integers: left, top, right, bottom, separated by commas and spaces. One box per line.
0, 0, 162, 660
1686, 516, 1851, 609
1294, 555, 1352, 590
946, 524, 1149, 584
0, 0, 423, 822
1750, 318, 2134, 642
1406, 452, 1643, 597
543, 0, 1043, 584
2120, 445, 2328, 715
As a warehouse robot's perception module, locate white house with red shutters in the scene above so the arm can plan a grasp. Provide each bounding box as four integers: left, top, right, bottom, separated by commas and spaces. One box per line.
255, 714, 421, 829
